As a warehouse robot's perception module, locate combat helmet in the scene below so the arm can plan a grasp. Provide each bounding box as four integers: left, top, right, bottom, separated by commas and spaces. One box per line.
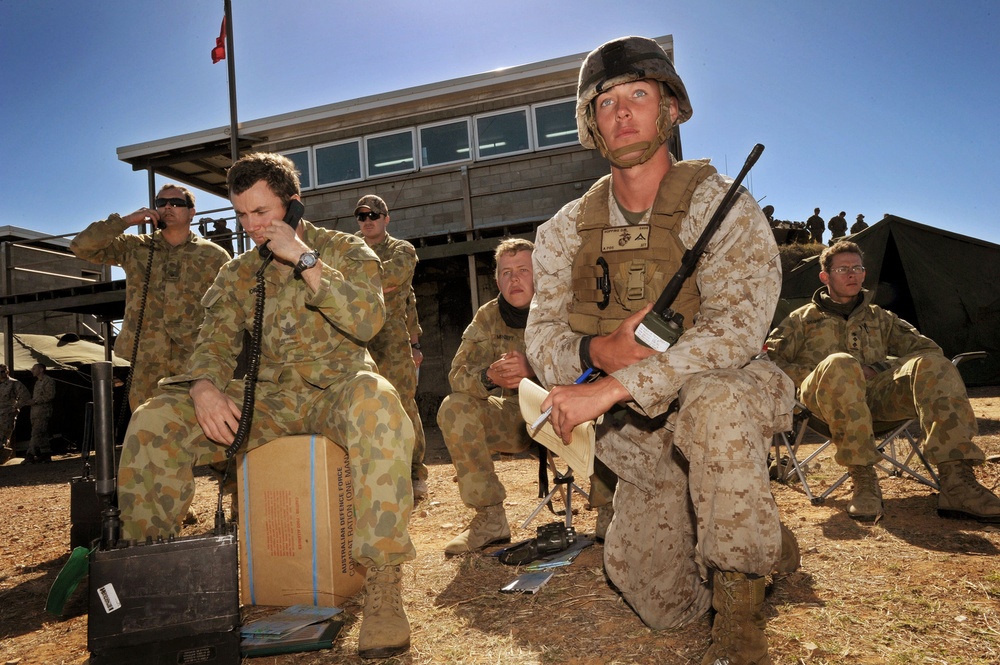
576, 36, 691, 168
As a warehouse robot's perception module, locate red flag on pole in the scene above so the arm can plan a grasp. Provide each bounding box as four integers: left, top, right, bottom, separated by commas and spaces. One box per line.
211, 17, 227, 64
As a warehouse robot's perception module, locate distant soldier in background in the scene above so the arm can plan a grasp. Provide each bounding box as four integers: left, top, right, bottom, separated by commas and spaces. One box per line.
0, 364, 30, 464
828, 210, 848, 243
201, 217, 235, 257
23, 363, 55, 464
806, 207, 825, 244
850, 213, 868, 234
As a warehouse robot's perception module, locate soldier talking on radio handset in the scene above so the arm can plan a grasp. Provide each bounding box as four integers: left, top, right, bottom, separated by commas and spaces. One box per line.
116, 153, 416, 660
71, 184, 230, 410
525, 36, 798, 664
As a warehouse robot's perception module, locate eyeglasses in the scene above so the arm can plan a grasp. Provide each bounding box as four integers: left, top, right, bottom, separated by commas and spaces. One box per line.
155, 197, 192, 208
356, 211, 383, 221
830, 266, 866, 275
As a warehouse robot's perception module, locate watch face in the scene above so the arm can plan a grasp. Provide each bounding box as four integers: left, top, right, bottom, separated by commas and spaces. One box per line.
298, 252, 318, 269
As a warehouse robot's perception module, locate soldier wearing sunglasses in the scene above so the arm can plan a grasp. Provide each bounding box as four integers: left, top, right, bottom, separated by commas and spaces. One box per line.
71, 184, 231, 410
354, 194, 429, 502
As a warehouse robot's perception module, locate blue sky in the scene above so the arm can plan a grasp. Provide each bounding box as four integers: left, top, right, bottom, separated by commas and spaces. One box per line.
1, 1, 998, 245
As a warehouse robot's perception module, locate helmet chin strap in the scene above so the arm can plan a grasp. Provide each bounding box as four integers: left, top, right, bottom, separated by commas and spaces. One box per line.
589, 94, 676, 169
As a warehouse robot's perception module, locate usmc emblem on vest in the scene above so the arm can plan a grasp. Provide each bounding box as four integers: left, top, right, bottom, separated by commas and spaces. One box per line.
602, 225, 650, 252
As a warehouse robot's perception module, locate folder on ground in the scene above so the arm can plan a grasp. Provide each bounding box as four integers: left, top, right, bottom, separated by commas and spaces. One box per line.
518, 378, 597, 477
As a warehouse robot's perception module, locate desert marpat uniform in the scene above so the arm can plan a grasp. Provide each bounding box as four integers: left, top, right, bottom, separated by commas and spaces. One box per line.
27, 373, 55, 457
71, 215, 231, 409
766, 286, 982, 467
117, 221, 416, 569
526, 160, 794, 629
0, 377, 30, 454
363, 232, 427, 483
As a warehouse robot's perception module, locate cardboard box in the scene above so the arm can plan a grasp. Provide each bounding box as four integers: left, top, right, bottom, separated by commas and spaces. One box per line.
238, 435, 365, 607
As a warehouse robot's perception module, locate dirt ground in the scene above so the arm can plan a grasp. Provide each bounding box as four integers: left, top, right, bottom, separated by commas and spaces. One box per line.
2, 386, 999, 665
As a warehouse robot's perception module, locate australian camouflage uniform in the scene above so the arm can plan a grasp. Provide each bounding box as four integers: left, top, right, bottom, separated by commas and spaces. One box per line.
363, 232, 427, 483
527, 159, 794, 629
71, 215, 231, 409
766, 286, 983, 467
117, 221, 415, 569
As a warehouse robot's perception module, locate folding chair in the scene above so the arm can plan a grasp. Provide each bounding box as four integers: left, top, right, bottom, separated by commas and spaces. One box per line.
772, 351, 987, 505
521, 442, 589, 530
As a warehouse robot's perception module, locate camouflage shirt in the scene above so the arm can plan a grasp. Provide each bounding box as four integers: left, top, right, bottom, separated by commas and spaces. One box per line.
180, 220, 384, 390
360, 233, 416, 341
30, 374, 55, 416
70, 215, 231, 361
527, 164, 784, 419
766, 286, 942, 387
0, 378, 29, 415
449, 297, 525, 400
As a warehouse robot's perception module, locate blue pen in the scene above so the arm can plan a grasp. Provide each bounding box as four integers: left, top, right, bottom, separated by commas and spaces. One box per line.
530, 367, 594, 431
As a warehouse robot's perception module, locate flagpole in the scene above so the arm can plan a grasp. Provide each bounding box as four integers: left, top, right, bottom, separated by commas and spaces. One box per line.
222, 0, 244, 252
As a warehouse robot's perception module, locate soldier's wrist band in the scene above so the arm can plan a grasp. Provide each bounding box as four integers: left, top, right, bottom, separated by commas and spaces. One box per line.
579, 335, 595, 371
481, 368, 497, 391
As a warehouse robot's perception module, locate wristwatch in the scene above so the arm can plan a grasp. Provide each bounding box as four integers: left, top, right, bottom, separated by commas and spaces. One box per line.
294, 250, 320, 275
410, 342, 422, 350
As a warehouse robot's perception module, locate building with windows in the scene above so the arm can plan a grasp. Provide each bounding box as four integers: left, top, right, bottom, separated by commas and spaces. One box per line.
113, 35, 681, 414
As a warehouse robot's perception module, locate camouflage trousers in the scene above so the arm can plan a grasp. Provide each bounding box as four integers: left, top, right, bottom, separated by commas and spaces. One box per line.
27, 406, 52, 456
599, 367, 786, 630
118, 369, 416, 569
0, 411, 17, 449
437, 391, 616, 510
129, 338, 190, 410
800, 352, 982, 467
370, 331, 426, 482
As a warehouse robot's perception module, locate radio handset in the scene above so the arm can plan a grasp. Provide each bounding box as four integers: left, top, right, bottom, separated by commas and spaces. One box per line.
258, 199, 305, 261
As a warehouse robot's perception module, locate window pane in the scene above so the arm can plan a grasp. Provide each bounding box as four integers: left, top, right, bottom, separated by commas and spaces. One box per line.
366, 131, 415, 177
534, 100, 578, 148
476, 110, 530, 158
283, 150, 311, 189
419, 121, 470, 167
316, 141, 362, 185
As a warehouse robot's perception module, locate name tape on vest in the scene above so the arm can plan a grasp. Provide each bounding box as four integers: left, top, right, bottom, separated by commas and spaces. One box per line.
601, 225, 650, 252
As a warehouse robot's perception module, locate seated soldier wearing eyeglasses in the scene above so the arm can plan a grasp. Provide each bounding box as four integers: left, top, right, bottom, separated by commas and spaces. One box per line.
766, 240, 1000, 522
71, 184, 231, 410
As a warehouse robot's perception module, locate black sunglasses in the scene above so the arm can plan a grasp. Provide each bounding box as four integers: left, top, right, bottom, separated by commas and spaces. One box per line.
155, 197, 192, 208
356, 211, 383, 221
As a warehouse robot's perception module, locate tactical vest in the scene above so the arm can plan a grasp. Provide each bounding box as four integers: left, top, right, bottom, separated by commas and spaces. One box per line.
569, 160, 716, 336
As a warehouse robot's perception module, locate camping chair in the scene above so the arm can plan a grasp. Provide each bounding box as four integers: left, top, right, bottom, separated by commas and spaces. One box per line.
521, 442, 589, 530
772, 351, 987, 505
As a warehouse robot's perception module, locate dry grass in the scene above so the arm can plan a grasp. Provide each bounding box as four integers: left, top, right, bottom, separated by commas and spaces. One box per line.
2, 386, 999, 664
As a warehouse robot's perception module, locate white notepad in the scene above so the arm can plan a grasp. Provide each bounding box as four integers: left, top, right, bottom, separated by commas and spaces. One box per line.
518, 378, 598, 478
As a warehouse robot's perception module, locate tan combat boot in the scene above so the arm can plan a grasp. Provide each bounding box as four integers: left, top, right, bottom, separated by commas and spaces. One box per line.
937, 459, 1000, 523
358, 564, 410, 659
444, 503, 510, 555
773, 522, 801, 574
847, 465, 883, 521
700, 571, 771, 665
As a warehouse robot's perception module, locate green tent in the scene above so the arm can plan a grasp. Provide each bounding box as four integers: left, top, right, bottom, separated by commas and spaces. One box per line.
0, 333, 128, 371
775, 215, 1000, 386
